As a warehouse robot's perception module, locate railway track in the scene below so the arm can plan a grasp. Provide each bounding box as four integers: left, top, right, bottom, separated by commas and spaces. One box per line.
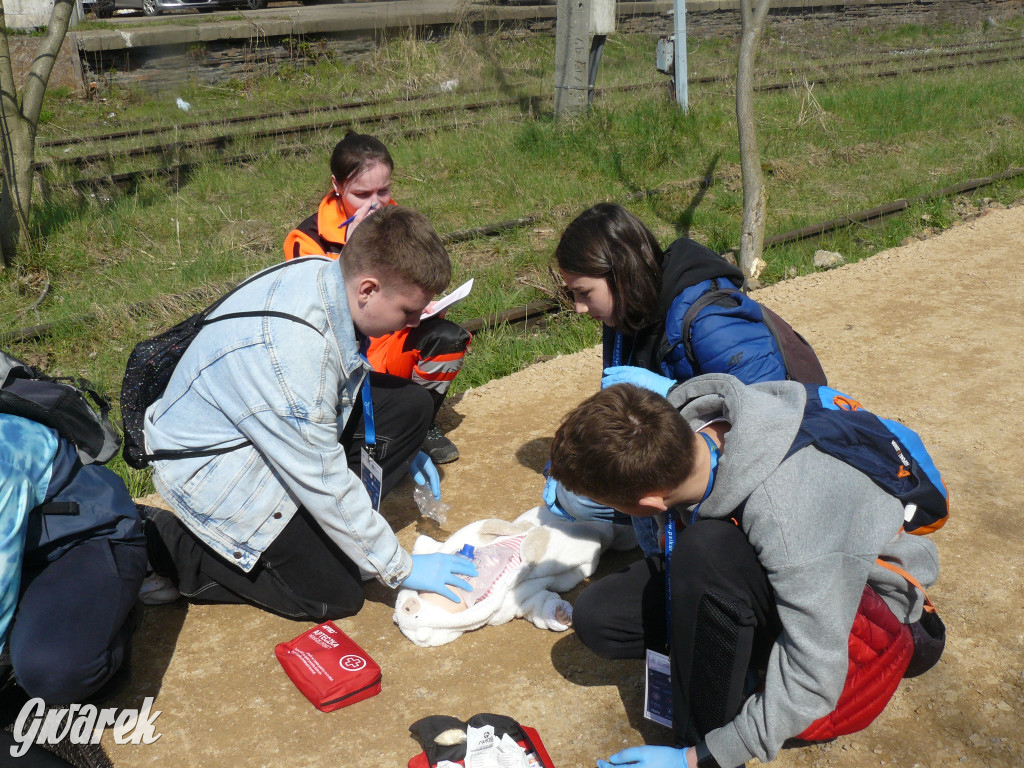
37, 34, 1023, 154
34, 37, 1024, 188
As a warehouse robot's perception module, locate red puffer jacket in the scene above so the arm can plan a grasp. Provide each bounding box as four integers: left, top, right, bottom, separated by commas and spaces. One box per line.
797, 585, 914, 741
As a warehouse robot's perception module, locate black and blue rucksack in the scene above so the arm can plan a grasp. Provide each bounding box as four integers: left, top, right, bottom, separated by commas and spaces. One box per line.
0, 349, 121, 465
788, 385, 949, 535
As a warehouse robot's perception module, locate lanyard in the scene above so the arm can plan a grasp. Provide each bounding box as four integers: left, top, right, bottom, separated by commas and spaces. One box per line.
664, 431, 719, 647
612, 332, 635, 367
359, 355, 376, 455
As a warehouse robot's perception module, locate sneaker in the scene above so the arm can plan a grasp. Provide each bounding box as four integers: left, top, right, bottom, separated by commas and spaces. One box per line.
139, 572, 181, 605
422, 424, 459, 465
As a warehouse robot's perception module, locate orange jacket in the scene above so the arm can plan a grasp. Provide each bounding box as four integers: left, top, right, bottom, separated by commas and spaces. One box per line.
283, 192, 397, 262
283, 193, 469, 384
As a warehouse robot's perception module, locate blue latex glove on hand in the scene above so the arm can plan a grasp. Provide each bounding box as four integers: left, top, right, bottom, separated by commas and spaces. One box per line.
543, 475, 575, 521
596, 746, 690, 768
409, 451, 441, 499
602, 366, 675, 397
403, 553, 478, 603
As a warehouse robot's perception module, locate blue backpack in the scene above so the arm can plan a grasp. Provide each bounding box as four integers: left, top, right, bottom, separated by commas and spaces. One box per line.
787, 385, 949, 535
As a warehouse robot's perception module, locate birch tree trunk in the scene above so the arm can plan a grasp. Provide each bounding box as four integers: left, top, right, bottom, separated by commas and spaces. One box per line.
0, 0, 75, 267
736, 0, 771, 281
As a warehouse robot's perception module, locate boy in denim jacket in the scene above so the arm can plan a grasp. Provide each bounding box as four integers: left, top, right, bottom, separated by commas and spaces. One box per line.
143, 207, 476, 619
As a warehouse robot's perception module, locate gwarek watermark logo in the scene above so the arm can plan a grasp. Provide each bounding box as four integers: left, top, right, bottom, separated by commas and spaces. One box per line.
9, 697, 162, 758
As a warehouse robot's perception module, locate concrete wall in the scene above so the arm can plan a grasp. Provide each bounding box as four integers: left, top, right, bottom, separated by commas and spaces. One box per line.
4, 0, 84, 30
5, 0, 53, 29
5, 0, 84, 94
6, 36, 82, 94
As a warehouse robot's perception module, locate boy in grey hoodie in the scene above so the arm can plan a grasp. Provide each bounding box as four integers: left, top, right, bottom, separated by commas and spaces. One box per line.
548, 375, 940, 768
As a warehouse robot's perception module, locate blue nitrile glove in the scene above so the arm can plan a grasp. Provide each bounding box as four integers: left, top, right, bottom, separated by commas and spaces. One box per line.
542, 475, 575, 521
596, 746, 689, 768
554, 483, 620, 523
403, 553, 478, 603
602, 366, 675, 397
543, 465, 620, 523
409, 451, 441, 499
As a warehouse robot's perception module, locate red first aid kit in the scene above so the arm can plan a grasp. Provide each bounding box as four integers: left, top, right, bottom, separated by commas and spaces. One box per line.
275, 621, 382, 712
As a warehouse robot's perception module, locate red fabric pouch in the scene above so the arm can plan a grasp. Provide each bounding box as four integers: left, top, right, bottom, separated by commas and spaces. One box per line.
407, 714, 556, 768
275, 621, 382, 712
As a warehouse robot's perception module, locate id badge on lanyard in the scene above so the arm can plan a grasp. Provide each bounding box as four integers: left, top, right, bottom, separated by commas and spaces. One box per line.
612, 333, 631, 367
645, 508, 677, 728
357, 366, 383, 513
644, 431, 720, 728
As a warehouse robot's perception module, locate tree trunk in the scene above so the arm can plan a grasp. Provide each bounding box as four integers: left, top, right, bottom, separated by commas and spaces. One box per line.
736, 0, 771, 282
0, 0, 75, 267
0, 99, 35, 268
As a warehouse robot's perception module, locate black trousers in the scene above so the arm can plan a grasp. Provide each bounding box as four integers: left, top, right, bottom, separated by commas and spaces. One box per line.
147, 372, 432, 621
11, 537, 146, 704
573, 519, 782, 746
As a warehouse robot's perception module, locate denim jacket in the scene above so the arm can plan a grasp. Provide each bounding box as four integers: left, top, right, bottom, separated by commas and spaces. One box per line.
144, 258, 412, 587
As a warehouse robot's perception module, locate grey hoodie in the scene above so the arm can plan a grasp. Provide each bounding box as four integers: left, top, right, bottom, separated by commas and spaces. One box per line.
667, 374, 940, 767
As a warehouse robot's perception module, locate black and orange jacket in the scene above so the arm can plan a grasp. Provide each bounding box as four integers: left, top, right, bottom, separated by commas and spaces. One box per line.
283, 192, 396, 261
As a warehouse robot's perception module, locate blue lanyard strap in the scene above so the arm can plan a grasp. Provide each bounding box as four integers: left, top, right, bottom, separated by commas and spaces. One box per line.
359, 355, 376, 454
664, 511, 677, 649
690, 432, 719, 524
611, 332, 635, 367
665, 431, 719, 647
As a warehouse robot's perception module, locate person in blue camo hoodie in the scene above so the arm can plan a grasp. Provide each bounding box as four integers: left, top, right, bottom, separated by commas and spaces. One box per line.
0, 413, 145, 704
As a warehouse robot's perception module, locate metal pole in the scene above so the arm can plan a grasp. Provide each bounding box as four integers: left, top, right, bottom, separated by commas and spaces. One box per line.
673, 0, 689, 112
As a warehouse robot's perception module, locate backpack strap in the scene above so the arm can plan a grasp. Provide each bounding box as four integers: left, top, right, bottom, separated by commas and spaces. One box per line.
203, 310, 321, 331
679, 280, 744, 369
35, 501, 79, 516
875, 558, 937, 614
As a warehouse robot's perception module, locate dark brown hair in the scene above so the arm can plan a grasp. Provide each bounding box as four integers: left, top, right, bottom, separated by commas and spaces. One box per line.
549, 384, 699, 510
330, 132, 394, 185
554, 203, 664, 334
341, 206, 451, 294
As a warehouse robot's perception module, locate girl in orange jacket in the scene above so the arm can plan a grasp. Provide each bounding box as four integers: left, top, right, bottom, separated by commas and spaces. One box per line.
284, 132, 470, 464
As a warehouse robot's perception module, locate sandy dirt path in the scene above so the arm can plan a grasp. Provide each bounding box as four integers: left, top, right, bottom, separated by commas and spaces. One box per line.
115, 204, 1023, 768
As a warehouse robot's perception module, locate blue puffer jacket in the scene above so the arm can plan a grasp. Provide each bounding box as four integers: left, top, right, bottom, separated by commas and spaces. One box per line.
603, 238, 786, 384
600, 238, 787, 556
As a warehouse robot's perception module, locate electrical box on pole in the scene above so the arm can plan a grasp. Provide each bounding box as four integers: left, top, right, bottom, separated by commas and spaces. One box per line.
590, 0, 615, 35
656, 0, 689, 112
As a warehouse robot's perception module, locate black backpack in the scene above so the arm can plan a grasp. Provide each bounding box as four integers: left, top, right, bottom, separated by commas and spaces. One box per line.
120, 261, 319, 470
0, 350, 121, 465
679, 280, 828, 386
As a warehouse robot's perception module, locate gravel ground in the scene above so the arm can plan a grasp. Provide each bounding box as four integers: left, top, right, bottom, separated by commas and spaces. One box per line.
116, 202, 1024, 768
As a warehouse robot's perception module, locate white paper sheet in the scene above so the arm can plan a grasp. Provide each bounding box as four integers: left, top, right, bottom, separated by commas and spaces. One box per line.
421, 278, 474, 321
